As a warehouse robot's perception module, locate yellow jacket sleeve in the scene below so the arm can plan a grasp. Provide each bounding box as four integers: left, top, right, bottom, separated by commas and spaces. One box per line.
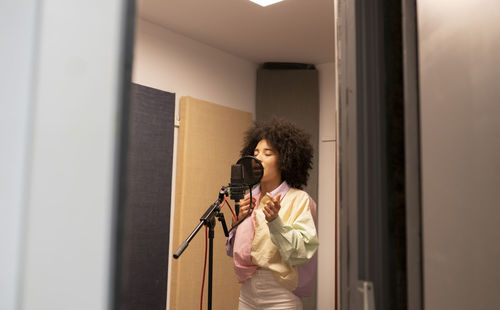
266, 197, 319, 266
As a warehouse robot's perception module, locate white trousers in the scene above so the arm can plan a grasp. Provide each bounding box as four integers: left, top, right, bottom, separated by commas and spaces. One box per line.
238, 269, 303, 310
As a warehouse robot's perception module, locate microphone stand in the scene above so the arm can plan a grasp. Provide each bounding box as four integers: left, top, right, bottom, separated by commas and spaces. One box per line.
173, 187, 229, 310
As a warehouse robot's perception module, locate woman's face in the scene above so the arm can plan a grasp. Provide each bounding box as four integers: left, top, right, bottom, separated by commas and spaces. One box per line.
253, 139, 281, 185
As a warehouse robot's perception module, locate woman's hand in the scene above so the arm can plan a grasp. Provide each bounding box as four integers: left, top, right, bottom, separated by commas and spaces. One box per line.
234, 196, 256, 224
263, 193, 282, 222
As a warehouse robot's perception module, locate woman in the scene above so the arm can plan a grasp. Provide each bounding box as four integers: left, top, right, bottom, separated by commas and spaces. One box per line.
226, 119, 319, 310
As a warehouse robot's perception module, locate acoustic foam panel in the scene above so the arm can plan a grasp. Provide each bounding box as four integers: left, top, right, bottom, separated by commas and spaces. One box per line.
169, 96, 252, 310
256, 68, 319, 202
256, 68, 319, 310
119, 83, 175, 310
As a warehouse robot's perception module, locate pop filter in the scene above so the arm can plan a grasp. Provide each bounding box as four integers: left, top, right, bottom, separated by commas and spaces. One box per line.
236, 155, 263, 186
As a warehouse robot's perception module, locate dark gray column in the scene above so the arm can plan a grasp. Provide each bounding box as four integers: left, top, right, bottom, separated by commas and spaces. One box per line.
256, 66, 319, 202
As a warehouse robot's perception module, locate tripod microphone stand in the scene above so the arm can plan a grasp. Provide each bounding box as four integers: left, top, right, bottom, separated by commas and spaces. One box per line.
172, 156, 263, 310
173, 187, 229, 310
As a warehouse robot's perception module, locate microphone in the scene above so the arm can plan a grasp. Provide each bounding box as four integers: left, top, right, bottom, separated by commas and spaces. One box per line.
229, 164, 245, 216
228, 156, 264, 216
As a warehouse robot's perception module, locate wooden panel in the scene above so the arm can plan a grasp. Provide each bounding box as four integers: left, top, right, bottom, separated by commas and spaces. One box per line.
170, 96, 252, 310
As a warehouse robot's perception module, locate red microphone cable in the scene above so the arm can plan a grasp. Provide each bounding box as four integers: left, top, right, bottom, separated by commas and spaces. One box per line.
222, 196, 238, 222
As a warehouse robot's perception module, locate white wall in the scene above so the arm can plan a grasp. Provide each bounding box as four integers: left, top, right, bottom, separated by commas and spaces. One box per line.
317, 62, 337, 310
132, 18, 257, 115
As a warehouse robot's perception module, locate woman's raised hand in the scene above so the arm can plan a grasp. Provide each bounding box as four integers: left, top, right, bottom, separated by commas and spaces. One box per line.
263, 193, 282, 222
236, 196, 256, 222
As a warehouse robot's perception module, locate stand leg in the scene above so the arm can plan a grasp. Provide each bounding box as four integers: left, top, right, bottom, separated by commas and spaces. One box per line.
208, 218, 215, 310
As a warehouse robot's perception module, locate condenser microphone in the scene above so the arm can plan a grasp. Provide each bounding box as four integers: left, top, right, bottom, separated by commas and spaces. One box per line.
229, 164, 245, 215
228, 156, 264, 216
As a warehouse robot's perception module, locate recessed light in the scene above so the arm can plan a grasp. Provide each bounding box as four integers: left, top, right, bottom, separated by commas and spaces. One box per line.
249, 0, 284, 7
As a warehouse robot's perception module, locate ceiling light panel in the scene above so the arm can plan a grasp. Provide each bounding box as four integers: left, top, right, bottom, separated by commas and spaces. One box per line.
249, 0, 284, 7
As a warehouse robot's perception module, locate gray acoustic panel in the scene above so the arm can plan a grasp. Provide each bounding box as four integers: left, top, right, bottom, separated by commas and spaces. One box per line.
256, 67, 319, 310
120, 83, 175, 310
256, 68, 319, 201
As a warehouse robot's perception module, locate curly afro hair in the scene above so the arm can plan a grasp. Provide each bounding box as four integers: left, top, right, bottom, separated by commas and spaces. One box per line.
240, 118, 313, 189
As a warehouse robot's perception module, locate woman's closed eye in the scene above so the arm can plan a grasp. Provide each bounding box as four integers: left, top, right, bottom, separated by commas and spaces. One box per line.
255, 149, 274, 156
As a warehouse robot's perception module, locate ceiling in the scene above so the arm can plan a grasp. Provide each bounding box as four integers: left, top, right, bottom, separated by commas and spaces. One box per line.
136, 0, 335, 65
